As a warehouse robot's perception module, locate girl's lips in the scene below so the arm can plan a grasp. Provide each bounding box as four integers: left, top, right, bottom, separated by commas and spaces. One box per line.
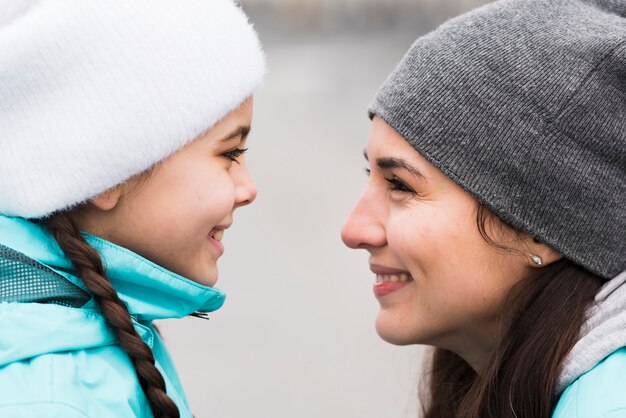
208, 224, 229, 257
208, 236, 224, 256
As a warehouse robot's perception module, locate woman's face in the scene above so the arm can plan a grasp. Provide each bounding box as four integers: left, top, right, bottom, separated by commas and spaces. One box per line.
79, 97, 256, 287
341, 117, 533, 368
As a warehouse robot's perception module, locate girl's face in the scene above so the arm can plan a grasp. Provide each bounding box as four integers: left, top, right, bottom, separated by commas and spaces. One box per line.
79, 98, 256, 287
341, 117, 535, 369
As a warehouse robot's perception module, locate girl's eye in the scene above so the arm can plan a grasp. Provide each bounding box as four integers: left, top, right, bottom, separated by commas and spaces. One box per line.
222, 147, 248, 162
364, 167, 371, 176
384, 176, 415, 194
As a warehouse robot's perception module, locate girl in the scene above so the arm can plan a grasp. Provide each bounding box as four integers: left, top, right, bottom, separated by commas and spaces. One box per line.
341, 0, 626, 417
0, 1, 265, 417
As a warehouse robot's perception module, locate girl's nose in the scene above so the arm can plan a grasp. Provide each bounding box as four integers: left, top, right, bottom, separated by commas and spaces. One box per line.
234, 164, 257, 208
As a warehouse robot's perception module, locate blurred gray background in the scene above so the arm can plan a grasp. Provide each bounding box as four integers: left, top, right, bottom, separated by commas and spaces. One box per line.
159, 1, 491, 417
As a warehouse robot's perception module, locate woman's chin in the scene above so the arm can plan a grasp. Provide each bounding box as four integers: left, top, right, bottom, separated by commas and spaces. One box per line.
375, 314, 420, 346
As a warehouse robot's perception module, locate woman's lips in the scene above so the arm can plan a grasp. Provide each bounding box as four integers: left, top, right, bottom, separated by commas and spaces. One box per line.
373, 281, 411, 298
370, 264, 414, 298
370, 264, 410, 275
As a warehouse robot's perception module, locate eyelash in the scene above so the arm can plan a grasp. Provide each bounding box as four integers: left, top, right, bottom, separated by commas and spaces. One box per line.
385, 176, 415, 194
222, 147, 248, 162
364, 168, 415, 194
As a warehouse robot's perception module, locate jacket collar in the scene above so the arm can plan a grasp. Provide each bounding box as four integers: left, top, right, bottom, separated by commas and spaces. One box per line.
556, 269, 626, 395
0, 215, 226, 320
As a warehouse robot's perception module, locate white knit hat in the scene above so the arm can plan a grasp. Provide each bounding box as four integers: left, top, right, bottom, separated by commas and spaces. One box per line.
0, 0, 266, 218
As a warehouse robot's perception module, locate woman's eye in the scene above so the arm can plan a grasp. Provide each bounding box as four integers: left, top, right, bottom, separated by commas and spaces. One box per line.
384, 176, 415, 194
222, 147, 248, 162
364, 167, 371, 176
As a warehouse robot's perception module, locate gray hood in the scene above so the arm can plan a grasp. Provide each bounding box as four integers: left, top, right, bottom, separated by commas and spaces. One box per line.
556, 269, 626, 395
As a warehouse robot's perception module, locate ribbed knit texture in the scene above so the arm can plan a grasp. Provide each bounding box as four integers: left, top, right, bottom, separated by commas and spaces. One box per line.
369, 0, 626, 279
0, 0, 266, 218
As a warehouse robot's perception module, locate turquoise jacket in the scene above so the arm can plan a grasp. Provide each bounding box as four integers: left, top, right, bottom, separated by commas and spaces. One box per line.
553, 348, 626, 417
0, 215, 226, 417
553, 268, 626, 417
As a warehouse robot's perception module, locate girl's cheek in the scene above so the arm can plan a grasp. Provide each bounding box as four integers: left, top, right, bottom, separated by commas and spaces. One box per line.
207, 187, 238, 218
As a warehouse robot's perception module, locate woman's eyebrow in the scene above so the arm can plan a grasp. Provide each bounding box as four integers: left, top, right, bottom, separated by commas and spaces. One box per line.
376, 157, 425, 179
363, 149, 424, 179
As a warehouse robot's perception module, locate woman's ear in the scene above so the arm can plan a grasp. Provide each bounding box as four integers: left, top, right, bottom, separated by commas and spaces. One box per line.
525, 236, 563, 268
87, 186, 124, 211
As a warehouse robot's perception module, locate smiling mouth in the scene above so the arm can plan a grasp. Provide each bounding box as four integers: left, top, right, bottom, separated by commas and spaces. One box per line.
375, 273, 413, 283
209, 229, 224, 241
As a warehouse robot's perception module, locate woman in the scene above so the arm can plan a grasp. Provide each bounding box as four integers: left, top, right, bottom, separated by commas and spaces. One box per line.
0, 1, 265, 417
341, 0, 625, 416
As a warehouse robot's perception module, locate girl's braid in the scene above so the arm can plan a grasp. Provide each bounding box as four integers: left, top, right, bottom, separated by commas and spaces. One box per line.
44, 212, 180, 418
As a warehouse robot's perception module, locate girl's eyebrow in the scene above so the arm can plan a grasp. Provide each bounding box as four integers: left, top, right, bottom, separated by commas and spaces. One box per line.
222, 126, 251, 143
363, 149, 425, 179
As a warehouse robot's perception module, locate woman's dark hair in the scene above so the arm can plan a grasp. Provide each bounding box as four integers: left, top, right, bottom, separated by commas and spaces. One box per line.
43, 212, 180, 418
421, 204, 604, 418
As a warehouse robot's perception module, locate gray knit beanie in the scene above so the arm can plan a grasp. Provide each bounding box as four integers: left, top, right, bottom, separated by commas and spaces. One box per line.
369, 0, 626, 279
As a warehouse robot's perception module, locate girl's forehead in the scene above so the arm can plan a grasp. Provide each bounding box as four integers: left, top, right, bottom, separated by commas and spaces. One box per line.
193, 98, 254, 145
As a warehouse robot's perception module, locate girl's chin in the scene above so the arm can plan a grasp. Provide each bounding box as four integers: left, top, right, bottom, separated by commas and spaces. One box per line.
179, 262, 218, 287
196, 268, 219, 287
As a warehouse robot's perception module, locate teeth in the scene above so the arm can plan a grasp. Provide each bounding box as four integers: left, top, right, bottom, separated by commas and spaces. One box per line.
211, 230, 224, 241
375, 273, 412, 283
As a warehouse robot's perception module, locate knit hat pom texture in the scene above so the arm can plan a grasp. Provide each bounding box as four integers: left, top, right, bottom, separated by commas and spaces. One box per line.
0, 0, 266, 218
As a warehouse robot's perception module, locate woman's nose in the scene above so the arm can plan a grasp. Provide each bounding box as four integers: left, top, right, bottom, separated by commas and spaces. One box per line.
341, 189, 387, 250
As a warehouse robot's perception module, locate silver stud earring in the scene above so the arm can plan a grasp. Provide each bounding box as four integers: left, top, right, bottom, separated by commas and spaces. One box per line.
529, 254, 543, 266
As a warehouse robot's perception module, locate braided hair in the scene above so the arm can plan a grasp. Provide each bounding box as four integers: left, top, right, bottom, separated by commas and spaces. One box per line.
44, 212, 180, 418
